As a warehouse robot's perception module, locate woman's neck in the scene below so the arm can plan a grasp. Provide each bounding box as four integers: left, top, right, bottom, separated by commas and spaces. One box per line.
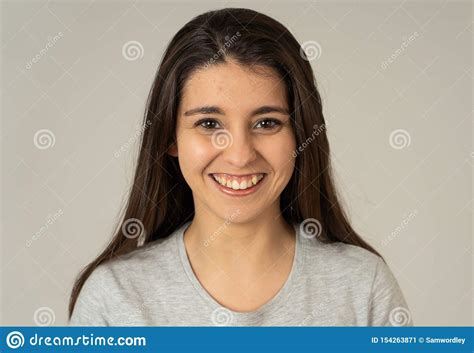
183, 208, 296, 276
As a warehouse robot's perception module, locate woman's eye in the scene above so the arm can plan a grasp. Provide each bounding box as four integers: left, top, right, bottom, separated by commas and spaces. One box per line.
195, 118, 282, 130
196, 119, 221, 130
255, 118, 282, 129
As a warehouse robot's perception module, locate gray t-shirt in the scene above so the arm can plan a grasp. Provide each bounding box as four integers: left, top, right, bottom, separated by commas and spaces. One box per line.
69, 221, 413, 326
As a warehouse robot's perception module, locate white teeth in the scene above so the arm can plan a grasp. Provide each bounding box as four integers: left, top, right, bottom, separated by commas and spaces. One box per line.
231, 180, 240, 190
212, 173, 264, 190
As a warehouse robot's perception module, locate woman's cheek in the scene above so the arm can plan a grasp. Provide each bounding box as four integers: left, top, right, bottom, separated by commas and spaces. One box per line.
179, 133, 216, 175
259, 132, 296, 169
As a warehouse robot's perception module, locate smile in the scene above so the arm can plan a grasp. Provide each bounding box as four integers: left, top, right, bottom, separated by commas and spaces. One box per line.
209, 173, 266, 196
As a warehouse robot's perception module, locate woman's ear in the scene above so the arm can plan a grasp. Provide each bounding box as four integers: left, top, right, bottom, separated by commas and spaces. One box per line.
167, 143, 178, 157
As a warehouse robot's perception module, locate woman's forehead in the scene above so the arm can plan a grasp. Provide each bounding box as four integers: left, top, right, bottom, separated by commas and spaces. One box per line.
180, 61, 287, 114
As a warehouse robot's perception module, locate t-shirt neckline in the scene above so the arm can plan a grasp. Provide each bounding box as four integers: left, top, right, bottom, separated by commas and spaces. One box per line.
176, 220, 304, 322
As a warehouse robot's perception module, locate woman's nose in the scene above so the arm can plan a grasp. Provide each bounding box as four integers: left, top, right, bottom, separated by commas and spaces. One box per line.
214, 129, 257, 168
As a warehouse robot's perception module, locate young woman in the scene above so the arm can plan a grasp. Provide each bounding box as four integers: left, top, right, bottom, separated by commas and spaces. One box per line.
68, 8, 412, 326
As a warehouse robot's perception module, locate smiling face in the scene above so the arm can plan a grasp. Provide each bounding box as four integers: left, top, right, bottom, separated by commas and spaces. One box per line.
170, 60, 296, 223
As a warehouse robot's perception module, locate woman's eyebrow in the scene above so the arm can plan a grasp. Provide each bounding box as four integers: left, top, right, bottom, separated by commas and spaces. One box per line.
184, 106, 224, 116
184, 105, 289, 117
251, 106, 289, 116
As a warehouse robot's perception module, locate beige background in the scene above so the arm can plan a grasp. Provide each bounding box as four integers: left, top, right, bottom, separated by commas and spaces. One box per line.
1, 0, 472, 326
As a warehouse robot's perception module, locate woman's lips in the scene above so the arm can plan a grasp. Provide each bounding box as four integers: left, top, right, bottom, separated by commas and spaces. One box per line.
208, 173, 266, 197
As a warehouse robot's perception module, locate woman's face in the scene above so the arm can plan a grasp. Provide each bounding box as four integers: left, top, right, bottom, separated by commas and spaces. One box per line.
170, 60, 296, 223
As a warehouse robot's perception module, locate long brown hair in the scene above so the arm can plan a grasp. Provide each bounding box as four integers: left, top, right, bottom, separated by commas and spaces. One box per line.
69, 8, 383, 318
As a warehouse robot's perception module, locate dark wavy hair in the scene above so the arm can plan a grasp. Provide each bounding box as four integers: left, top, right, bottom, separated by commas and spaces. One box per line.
69, 7, 383, 318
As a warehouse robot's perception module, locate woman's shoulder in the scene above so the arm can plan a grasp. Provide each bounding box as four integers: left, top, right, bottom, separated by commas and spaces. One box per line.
299, 234, 393, 293
82, 232, 181, 290
310, 239, 393, 289
301, 235, 411, 323
69, 232, 182, 325
106, 233, 180, 276
301, 233, 382, 273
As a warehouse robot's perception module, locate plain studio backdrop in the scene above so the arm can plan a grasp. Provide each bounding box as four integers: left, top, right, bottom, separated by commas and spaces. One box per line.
1, 0, 472, 326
